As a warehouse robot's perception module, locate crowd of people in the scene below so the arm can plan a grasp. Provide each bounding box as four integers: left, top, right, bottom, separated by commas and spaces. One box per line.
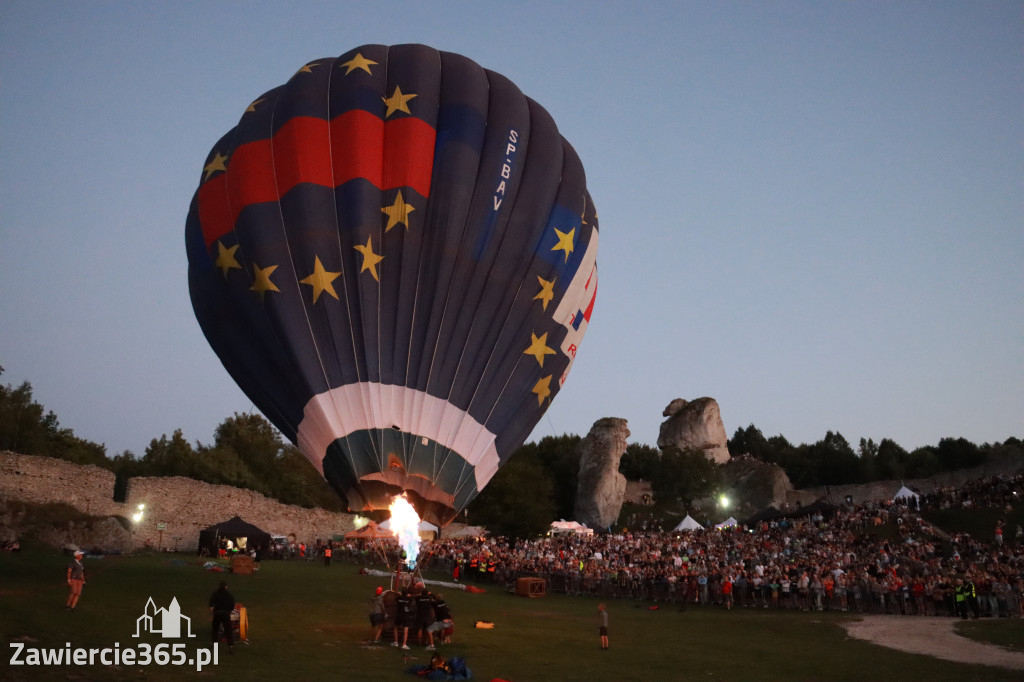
407, 473, 1024, 620
200, 472, 1024, 624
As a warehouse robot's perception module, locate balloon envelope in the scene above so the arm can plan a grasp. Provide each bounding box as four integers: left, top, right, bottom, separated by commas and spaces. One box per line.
186, 44, 598, 526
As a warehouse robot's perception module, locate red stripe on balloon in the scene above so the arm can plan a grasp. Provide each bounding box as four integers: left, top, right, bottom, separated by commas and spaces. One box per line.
198, 112, 436, 249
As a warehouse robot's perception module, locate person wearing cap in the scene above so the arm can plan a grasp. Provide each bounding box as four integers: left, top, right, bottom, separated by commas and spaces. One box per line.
369, 586, 387, 643
65, 550, 85, 611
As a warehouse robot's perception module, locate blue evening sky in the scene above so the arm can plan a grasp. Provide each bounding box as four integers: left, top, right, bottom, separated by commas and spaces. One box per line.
1, 1, 1021, 457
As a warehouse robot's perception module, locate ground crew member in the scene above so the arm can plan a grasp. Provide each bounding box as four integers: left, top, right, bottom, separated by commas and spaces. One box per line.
954, 578, 968, 619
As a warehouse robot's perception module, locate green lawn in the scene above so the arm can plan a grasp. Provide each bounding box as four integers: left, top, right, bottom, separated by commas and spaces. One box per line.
2, 547, 1022, 682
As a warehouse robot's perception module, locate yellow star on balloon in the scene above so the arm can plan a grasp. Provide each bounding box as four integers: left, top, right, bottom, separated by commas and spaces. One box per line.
214, 241, 241, 277
551, 227, 575, 262
523, 332, 557, 367
534, 276, 556, 311
532, 375, 553, 405
299, 256, 341, 304
340, 53, 377, 75
246, 98, 264, 113
381, 191, 415, 231
382, 85, 417, 118
203, 152, 228, 180
250, 263, 280, 299
294, 61, 321, 77
354, 236, 384, 281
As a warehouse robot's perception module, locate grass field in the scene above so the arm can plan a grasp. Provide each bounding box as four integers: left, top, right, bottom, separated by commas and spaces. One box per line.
2, 547, 1022, 682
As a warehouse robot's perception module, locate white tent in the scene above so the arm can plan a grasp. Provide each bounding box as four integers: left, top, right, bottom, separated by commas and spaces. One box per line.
673, 515, 704, 531
442, 525, 488, 539
380, 519, 439, 539
714, 517, 739, 530
550, 520, 593, 536
892, 485, 921, 509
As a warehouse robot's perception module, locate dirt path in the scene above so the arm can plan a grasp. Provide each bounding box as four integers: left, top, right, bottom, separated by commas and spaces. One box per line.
841, 615, 1024, 670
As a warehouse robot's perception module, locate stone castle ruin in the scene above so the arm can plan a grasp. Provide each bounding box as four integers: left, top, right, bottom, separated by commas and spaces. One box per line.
0, 451, 356, 552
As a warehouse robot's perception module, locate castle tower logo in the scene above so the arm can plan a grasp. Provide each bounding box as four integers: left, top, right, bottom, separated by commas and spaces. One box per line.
133, 597, 196, 638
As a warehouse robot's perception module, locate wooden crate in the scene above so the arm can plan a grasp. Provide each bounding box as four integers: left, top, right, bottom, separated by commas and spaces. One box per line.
515, 577, 546, 598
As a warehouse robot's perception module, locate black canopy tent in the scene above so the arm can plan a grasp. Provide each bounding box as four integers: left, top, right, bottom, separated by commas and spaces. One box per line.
199, 516, 271, 555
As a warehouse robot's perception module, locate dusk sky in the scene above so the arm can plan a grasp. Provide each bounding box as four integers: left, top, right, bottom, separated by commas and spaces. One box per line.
1, 1, 1021, 459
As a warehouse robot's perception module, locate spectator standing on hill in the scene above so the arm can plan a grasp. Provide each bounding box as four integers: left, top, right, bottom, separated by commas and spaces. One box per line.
65, 550, 85, 611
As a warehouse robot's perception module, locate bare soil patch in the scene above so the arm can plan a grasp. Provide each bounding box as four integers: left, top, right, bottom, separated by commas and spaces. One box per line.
841, 615, 1024, 670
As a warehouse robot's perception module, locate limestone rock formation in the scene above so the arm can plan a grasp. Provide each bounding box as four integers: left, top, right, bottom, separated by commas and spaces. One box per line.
720, 456, 794, 513
657, 397, 731, 464
574, 418, 630, 530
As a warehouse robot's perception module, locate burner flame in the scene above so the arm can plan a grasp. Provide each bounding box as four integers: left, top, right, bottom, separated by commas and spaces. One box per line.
389, 494, 421, 569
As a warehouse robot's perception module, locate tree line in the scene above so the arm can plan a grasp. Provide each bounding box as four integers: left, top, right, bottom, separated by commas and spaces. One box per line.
0, 369, 344, 511
2, 366, 1020, 533
727, 424, 1023, 488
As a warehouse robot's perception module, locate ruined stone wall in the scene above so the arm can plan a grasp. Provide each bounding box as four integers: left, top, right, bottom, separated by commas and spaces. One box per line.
0, 451, 121, 516
623, 480, 654, 505
0, 451, 356, 551
125, 476, 356, 551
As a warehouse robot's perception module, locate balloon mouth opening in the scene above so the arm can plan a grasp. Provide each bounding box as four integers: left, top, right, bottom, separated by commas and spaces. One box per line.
346, 473, 457, 528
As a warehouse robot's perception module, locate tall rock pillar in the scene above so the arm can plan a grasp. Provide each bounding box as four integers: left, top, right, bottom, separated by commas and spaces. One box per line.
573, 418, 630, 530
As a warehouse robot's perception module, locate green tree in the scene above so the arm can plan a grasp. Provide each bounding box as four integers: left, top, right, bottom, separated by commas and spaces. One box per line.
650, 448, 721, 510
508, 434, 581, 521
141, 430, 199, 478
203, 414, 344, 509
936, 437, 984, 470
905, 445, 942, 478
0, 373, 108, 466
728, 424, 773, 462
468, 447, 556, 538
269, 446, 347, 511
619, 442, 661, 481
212, 412, 284, 482
858, 437, 879, 481
190, 444, 266, 490
783, 431, 860, 487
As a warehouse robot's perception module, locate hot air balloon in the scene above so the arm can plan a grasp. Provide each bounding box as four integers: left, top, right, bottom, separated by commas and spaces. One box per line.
186, 44, 598, 527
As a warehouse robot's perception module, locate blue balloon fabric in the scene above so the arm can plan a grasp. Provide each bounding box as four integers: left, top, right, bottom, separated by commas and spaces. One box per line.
186, 44, 598, 526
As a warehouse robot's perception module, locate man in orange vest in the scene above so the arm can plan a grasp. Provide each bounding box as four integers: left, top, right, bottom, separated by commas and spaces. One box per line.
324, 545, 332, 568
